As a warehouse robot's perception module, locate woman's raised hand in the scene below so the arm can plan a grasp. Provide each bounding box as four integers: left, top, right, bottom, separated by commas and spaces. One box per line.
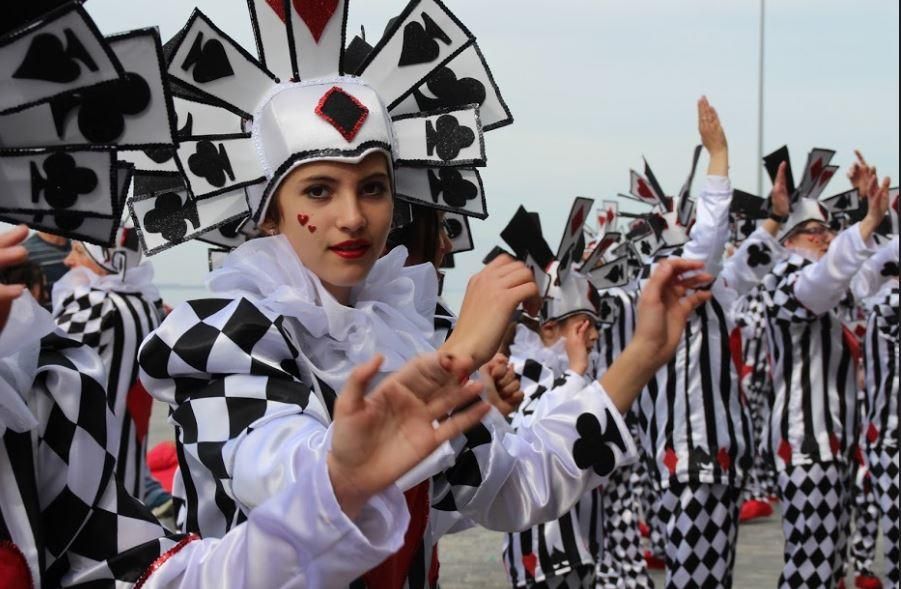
480, 353, 524, 418
328, 354, 490, 519
563, 319, 591, 376
443, 254, 539, 368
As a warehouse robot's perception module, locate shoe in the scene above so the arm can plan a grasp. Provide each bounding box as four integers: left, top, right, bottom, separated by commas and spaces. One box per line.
855, 574, 883, 589
638, 521, 650, 538
643, 551, 665, 570
739, 499, 774, 522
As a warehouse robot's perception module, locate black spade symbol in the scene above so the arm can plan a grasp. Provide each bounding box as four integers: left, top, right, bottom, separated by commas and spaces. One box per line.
398, 12, 451, 67
600, 300, 614, 320
605, 264, 624, 284
572, 410, 627, 477
181, 32, 235, 84
413, 67, 486, 111
143, 192, 201, 242
425, 114, 475, 162
50, 72, 152, 143
30, 152, 98, 212
746, 243, 772, 269
13, 29, 98, 83
428, 168, 477, 208
443, 217, 463, 240
188, 141, 235, 187
640, 240, 653, 256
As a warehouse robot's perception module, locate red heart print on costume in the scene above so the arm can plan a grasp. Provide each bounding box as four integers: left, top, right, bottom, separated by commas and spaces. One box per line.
293, 0, 339, 43
297, 214, 310, 226
265, 0, 287, 22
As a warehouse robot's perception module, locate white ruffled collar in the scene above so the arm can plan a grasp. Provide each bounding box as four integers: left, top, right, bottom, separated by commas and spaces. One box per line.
51, 262, 160, 314
508, 324, 570, 378
0, 294, 56, 435
206, 235, 440, 392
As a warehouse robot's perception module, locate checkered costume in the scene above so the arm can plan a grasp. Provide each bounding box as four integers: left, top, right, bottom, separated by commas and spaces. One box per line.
53, 281, 162, 498
1, 295, 412, 588
140, 239, 638, 589
864, 283, 900, 587
592, 287, 654, 589
759, 223, 880, 588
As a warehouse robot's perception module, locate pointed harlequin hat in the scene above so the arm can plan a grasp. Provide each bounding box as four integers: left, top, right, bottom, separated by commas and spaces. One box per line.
127, 0, 513, 257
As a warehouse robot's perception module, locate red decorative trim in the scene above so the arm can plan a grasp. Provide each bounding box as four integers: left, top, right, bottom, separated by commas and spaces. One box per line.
135, 534, 200, 589
0, 541, 33, 589
315, 87, 369, 143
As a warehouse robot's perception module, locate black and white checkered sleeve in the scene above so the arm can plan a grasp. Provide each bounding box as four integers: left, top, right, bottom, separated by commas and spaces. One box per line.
53, 289, 114, 352
138, 298, 332, 515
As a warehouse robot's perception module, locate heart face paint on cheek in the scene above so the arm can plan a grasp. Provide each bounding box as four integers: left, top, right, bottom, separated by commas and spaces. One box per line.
308, 225, 317, 233
297, 214, 310, 226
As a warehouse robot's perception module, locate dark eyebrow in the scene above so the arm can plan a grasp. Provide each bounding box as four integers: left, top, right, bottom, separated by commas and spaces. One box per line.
360, 172, 390, 183
300, 175, 338, 183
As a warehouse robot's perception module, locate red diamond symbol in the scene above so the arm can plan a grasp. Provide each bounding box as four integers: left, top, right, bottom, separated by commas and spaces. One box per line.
663, 447, 678, 474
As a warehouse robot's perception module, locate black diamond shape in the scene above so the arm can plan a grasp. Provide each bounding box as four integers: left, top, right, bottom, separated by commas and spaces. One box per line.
315, 86, 369, 142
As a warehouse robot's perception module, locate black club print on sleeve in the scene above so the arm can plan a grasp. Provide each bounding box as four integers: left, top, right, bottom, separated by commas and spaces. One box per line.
425, 115, 475, 161
572, 409, 628, 477
746, 243, 772, 268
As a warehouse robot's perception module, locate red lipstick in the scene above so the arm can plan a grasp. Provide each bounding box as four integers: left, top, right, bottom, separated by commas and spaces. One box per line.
329, 239, 371, 260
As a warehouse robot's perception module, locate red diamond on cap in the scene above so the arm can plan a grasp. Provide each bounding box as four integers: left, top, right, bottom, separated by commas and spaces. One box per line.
315, 86, 369, 142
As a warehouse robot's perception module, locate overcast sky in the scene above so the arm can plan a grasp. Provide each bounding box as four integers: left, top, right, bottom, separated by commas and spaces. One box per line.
27, 0, 901, 309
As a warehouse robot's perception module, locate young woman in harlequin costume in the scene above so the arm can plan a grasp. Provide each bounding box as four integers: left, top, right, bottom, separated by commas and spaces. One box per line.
49, 229, 163, 500
0, 224, 491, 588
757, 153, 892, 588
132, 3, 718, 587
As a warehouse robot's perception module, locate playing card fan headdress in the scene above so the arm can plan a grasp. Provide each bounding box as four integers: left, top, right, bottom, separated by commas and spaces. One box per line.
618, 145, 704, 257
0, 1, 178, 246
500, 198, 605, 324
127, 0, 513, 257
821, 185, 899, 241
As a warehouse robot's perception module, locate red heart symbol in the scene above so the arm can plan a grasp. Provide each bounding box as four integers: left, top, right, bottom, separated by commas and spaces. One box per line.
570, 206, 586, 236
716, 448, 731, 471
637, 178, 654, 200
522, 553, 537, 577
292, 0, 339, 43
265, 0, 287, 23
297, 214, 309, 226
810, 158, 824, 181
308, 225, 317, 233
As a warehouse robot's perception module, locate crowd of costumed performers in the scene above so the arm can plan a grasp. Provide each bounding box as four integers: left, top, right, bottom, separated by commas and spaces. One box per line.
0, 1, 897, 588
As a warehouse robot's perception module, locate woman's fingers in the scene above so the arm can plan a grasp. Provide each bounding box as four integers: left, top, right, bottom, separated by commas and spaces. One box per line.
434, 401, 491, 445
427, 380, 484, 418
0, 245, 27, 268
343, 355, 384, 411
0, 225, 28, 249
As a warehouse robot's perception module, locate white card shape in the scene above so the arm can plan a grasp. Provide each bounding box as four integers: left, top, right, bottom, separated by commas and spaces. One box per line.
629, 170, 663, 207
394, 166, 486, 218
167, 9, 277, 118
358, 0, 475, 109
555, 197, 595, 285
443, 211, 473, 254
196, 213, 254, 249
247, 0, 294, 81
581, 231, 621, 274
677, 145, 702, 226
120, 149, 179, 173
173, 96, 244, 138
0, 29, 175, 150
390, 42, 512, 132
130, 186, 249, 255
806, 165, 838, 203
393, 105, 485, 167
599, 200, 619, 234
587, 256, 630, 291
208, 247, 230, 271
633, 229, 662, 260
0, 3, 123, 114
525, 254, 551, 299
0, 209, 119, 246
596, 294, 621, 326
286, 0, 348, 80
0, 149, 117, 217
176, 135, 266, 199
796, 148, 836, 200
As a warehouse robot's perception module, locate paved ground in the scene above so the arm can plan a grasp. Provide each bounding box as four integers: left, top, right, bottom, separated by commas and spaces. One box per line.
149, 402, 887, 588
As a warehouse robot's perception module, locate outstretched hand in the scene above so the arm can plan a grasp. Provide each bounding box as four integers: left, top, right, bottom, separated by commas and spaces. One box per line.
443, 254, 539, 368
848, 150, 877, 195
860, 173, 892, 242
0, 225, 29, 333
328, 355, 490, 519
600, 259, 712, 413
698, 96, 729, 176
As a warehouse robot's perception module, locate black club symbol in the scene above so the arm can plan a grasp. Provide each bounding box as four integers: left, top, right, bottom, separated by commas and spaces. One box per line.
882, 262, 899, 278
746, 243, 772, 268
428, 168, 478, 208
188, 141, 235, 188
142, 192, 200, 242
572, 410, 627, 477
30, 152, 98, 212
425, 114, 475, 162
50, 72, 151, 143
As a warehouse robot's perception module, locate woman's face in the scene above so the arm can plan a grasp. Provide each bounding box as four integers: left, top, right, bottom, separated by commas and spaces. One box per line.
64, 242, 106, 276
273, 152, 394, 304
784, 220, 835, 260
